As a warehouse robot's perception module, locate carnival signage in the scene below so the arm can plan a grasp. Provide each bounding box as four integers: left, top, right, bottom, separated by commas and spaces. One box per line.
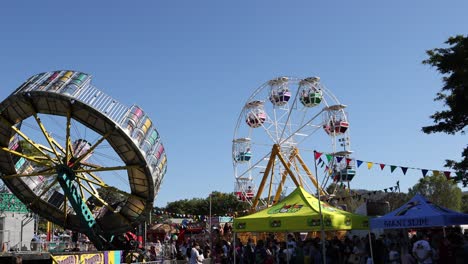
268, 203, 303, 214
383, 218, 429, 228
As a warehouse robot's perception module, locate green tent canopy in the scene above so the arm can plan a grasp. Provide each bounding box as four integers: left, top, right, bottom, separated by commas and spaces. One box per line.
233, 186, 369, 232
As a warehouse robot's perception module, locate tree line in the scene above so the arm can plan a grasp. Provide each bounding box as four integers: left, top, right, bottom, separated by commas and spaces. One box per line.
157, 173, 467, 218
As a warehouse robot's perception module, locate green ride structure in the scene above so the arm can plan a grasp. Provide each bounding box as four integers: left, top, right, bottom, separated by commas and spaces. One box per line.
0, 191, 29, 214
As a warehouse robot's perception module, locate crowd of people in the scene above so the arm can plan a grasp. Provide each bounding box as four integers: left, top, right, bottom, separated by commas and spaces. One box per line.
141, 226, 468, 264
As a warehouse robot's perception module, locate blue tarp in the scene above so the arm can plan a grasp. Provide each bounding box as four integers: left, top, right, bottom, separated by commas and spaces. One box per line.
370, 194, 468, 229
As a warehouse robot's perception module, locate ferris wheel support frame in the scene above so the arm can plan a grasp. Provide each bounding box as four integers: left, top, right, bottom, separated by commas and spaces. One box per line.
57, 166, 106, 249
250, 144, 328, 209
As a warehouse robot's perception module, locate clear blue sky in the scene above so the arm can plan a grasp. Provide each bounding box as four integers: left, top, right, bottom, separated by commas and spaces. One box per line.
0, 0, 466, 207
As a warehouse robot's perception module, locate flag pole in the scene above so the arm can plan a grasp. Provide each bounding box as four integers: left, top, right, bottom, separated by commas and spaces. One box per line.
314, 151, 326, 264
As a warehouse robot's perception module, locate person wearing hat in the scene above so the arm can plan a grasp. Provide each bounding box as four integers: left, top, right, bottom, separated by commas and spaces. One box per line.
412, 234, 433, 264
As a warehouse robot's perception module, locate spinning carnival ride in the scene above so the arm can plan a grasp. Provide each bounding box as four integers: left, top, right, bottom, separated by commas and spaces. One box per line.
0, 71, 167, 250
233, 77, 355, 210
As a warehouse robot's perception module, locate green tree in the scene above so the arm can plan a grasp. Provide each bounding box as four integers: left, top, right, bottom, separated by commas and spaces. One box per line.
380, 192, 408, 211
327, 183, 361, 212
165, 199, 193, 214
461, 193, 468, 213
422, 35, 468, 186
164, 192, 249, 216
206, 191, 249, 216
408, 173, 462, 211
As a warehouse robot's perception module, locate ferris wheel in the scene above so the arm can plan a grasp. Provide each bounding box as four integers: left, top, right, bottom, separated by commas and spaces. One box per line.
232, 76, 355, 209
0, 71, 167, 250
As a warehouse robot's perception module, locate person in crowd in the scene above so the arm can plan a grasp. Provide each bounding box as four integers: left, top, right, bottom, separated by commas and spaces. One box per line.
155, 239, 162, 257
437, 237, 455, 263
327, 236, 342, 263
254, 239, 268, 263
388, 243, 401, 264
303, 239, 312, 264
294, 239, 305, 264
169, 240, 178, 259
342, 236, 354, 263
222, 240, 230, 256
232, 237, 244, 264
190, 242, 204, 264
309, 240, 322, 264
285, 234, 297, 263
179, 241, 188, 260
412, 233, 433, 264
277, 241, 288, 264
401, 252, 416, 264
371, 233, 387, 264
459, 233, 468, 263
244, 238, 256, 264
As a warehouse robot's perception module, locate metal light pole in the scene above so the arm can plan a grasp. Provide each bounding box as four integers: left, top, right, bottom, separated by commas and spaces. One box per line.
209, 193, 213, 261
209, 194, 212, 230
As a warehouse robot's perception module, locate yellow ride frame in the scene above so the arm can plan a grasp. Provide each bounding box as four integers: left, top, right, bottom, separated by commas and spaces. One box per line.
250, 144, 328, 209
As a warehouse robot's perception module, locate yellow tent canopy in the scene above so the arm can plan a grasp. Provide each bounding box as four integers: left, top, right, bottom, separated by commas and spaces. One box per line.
233, 186, 369, 232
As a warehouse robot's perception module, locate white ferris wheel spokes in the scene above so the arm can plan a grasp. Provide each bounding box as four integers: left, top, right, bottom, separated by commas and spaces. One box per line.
233, 76, 355, 209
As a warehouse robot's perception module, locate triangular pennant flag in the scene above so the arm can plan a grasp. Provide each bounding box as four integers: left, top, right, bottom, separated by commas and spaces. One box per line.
326, 154, 332, 162
379, 164, 385, 170
320, 161, 325, 168
401, 167, 408, 175
325, 166, 329, 172
384, 188, 388, 193
444, 171, 451, 180
336, 156, 343, 163
390, 165, 397, 173
367, 162, 373, 170
346, 158, 352, 165
357, 160, 363, 168
314, 151, 322, 160
456, 172, 463, 180
433, 170, 440, 176
317, 158, 323, 165
389, 187, 394, 192
422, 169, 428, 177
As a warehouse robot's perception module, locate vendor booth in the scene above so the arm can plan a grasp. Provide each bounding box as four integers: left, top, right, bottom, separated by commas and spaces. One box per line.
233, 186, 369, 233
147, 223, 178, 242
232, 186, 372, 263
370, 194, 468, 229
